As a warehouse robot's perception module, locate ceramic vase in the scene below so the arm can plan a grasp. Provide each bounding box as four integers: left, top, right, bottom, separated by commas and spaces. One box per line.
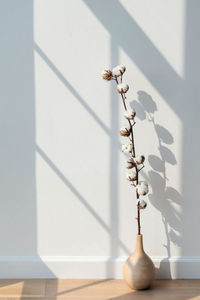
123, 234, 155, 290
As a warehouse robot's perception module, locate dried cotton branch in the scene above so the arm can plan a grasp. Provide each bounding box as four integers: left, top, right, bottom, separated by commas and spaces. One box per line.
102, 64, 149, 235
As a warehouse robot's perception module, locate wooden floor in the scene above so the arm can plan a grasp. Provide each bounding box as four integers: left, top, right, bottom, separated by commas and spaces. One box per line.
0, 279, 199, 299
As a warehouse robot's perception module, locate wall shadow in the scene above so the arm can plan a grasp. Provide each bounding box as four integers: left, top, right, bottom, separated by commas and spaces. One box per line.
0, 1, 57, 297
131, 91, 182, 278
30, 0, 200, 283
83, 0, 182, 116
36, 144, 129, 256
83, 0, 200, 279
34, 42, 129, 277
0, 0, 36, 258
34, 42, 111, 137
0, 0, 199, 291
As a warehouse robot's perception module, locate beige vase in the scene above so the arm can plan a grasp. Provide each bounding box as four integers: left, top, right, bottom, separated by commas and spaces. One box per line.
123, 234, 155, 290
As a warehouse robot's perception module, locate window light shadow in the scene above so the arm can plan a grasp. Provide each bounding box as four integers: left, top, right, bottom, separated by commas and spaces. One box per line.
83, 0, 183, 118
34, 42, 110, 136
83, 0, 200, 279
36, 144, 130, 255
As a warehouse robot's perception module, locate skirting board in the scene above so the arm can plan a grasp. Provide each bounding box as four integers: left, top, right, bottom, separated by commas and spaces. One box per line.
0, 256, 199, 279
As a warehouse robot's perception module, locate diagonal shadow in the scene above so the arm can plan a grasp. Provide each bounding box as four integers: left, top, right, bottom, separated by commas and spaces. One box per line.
34, 43, 130, 160
83, 0, 184, 119
32, 0, 200, 281
0, 1, 58, 298
34, 42, 110, 136
51, 279, 111, 297
83, 0, 200, 277
36, 144, 129, 255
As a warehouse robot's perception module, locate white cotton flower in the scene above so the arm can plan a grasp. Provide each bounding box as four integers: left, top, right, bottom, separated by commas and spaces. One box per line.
126, 158, 135, 169
112, 65, 126, 77
112, 66, 122, 77
135, 155, 145, 165
137, 185, 148, 196
122, 143, 133, 154
120, 126, 131, 137
124, 109, 136, 120
117, 83, 129, 94
126, 161, 133, 169
126, 170, 137, 181
118, 65, 126, 74
139, 199, 147, 209
137, 182, 149, 196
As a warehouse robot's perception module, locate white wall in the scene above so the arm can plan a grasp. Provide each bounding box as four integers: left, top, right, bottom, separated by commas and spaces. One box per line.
0, 0, 199, 279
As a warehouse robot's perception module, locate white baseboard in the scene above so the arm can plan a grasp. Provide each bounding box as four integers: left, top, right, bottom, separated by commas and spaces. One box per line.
0, 256, 199, 279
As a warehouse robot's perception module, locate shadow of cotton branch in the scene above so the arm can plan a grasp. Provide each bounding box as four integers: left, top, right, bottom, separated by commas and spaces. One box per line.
131, 90, 182, 278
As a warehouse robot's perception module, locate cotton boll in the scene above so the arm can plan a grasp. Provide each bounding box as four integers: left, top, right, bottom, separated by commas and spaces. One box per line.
117, 83, 129, 94
112, 66, 122, 77
122, 144, 133, 154
137, 185, 148, 195
139, 199, 147, 209
118, 65, 126, 74
126, 158, 135, 169
122, 143, 133, 154
101, 69, 112, 81
137, 182, 149, 196
126, 161, 133, 169
112, 65, 126, 77
135, 155, 145, 165
124, 109, 136, 120
126, 170, 137, 181
120, 126, 131, 137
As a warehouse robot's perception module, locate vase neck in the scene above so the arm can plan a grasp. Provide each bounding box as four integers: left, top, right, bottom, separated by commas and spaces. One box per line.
135, 234, 144, 252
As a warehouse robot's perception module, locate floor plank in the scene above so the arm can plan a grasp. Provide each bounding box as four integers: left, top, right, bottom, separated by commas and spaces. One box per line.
0, 279, 45, 298
0, 279, 199, 299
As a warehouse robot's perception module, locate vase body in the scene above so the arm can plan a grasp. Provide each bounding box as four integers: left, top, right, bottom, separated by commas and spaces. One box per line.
123, 234, 155, 290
